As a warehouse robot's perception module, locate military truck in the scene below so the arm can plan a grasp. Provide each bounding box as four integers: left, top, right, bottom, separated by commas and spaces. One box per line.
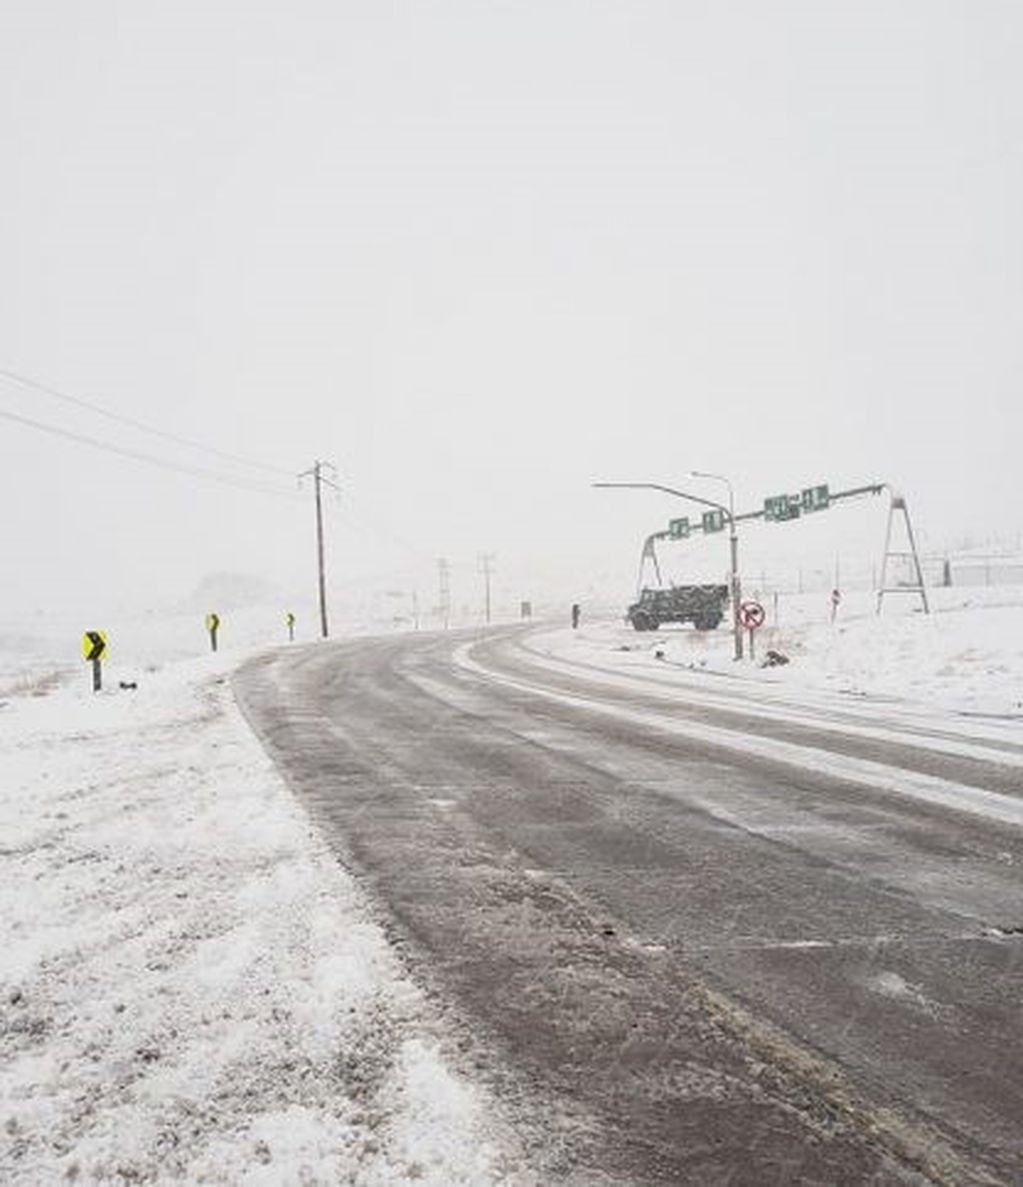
626, 584, 729, 631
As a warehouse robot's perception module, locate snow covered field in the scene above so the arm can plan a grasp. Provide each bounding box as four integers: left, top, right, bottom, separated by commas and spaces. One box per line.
0, 606, 300, 702
0, 650, 526, 1185
556, 585, 1023, 720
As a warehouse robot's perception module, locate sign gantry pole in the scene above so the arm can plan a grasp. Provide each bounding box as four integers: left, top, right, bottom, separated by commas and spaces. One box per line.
690, 472, 743, 664
876, 487, 929, 616
637, 532, 666, 599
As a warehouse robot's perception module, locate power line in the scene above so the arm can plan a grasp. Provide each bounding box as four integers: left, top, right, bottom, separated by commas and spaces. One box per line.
0, 406, 301, 500
0, 365, 294, 477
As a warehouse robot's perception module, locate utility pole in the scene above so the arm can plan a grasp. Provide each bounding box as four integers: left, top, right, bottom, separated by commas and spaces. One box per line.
299, 460, 339, 639
478, 553, 495, 624
437, 558, 451, 630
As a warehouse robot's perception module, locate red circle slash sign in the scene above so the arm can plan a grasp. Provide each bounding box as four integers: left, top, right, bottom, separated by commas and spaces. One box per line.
739, 600, 766, 630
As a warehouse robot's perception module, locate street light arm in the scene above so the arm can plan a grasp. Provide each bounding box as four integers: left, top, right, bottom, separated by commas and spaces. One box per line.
592, 482, 731, 519
689, 470, 735, 517
689, 470, 733, 492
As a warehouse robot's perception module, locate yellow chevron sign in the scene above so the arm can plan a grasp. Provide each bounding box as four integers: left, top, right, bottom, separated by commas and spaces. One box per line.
82, 631, 107, 662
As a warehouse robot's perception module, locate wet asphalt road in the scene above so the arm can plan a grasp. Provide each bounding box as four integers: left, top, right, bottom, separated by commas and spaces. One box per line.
234, 626, 1023, 1185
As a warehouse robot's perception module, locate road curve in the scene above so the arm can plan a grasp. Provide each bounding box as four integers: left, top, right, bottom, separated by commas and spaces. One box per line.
234, 626, 1023, 1185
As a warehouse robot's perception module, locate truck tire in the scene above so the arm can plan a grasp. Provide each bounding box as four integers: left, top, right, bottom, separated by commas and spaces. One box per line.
694, 613, 722, 631
631, 612, 652, 631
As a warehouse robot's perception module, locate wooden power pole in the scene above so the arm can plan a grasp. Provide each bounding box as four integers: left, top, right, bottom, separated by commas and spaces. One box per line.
300, 460, 339, 638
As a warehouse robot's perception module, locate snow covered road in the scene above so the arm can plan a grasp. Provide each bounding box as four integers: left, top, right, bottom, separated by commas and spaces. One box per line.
235, 624, 1023, 1184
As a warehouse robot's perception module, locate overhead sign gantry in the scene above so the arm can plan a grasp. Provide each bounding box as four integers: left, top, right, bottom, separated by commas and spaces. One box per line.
635, 481, 927, 615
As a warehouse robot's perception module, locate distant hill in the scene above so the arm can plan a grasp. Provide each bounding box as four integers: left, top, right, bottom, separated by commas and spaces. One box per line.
182, 572, 281, 613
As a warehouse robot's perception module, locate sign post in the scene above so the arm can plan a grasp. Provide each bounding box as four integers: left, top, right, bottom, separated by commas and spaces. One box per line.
82, 631, 107, 692
738, 600, 765, 661
286, 611, 296, 641
205, 613, 221, 653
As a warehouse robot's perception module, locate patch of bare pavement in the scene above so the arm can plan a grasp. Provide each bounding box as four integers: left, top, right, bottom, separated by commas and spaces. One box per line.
234, 626, 1023, 1185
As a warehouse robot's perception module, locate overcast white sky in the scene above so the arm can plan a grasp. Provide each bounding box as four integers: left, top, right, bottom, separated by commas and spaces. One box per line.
2, 2, 1021, 624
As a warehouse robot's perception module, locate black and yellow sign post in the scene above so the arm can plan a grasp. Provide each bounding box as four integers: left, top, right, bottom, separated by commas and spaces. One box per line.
205, 613, 221, 653
82, 631, 107, 692
286, 611, 296, 642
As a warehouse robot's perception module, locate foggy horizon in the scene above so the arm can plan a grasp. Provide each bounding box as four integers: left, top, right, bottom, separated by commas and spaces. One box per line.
3, 2, 1021, 623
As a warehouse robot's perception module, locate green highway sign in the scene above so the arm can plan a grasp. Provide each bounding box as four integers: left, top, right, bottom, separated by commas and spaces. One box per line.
764, 494, 801, 522
702, 509, 725, 533
668, 516, 691, 539
801, 484, 830, 512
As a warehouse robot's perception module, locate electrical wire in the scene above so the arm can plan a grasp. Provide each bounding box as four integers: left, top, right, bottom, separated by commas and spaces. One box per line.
0, 406, 302, 500
0, 365, 294, 477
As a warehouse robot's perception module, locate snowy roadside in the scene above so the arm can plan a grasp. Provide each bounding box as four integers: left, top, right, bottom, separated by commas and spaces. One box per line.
546, 586, 1023, 720
0, 652, 528, 1184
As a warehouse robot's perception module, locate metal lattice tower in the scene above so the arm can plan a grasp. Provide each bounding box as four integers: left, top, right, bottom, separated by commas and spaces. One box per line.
876, 489, 929, 615
436, 558, 451, 630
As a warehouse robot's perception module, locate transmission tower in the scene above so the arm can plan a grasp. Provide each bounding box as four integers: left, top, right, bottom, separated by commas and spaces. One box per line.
436, 558, 451, 630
